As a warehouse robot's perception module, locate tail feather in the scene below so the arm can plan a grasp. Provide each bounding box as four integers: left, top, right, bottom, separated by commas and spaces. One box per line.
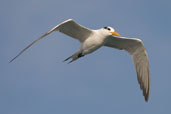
63, 51, 84, 64
63, 56, 72, 62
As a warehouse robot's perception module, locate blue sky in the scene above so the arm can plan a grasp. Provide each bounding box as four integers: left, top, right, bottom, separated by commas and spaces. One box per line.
1, 0, 171, 114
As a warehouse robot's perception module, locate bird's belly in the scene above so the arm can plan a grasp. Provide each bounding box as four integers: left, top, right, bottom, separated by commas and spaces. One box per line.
81, 37, 104, 55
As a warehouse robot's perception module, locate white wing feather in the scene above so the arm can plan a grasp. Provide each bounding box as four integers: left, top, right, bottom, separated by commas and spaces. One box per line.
104, 36, 150, 101
10, 19, 92, 62
56, 19, 92, 42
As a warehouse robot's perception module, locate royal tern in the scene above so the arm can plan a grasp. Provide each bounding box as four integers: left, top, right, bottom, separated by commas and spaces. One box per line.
10, 19, 150, 102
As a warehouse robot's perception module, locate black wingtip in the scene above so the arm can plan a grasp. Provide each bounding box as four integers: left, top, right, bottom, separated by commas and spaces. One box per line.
9, 57, 17, 63
144, 94, 149, 102
9, 60, 13, 63
145, 97, 148, 102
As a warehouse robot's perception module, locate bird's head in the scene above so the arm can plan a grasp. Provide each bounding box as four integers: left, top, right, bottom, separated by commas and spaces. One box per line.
103, 26, 120, 36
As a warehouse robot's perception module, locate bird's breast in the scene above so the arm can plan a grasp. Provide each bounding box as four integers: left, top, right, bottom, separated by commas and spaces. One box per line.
81, 33, 105, 54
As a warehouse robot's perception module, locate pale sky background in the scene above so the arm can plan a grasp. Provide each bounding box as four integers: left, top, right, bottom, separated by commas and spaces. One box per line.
1, 0, 171, 114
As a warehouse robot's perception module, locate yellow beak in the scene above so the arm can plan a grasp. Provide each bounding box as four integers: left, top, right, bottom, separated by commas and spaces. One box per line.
111, 32, 120, 36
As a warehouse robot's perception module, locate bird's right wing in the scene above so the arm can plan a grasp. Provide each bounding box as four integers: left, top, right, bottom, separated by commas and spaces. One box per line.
104, 36, 150, 102
9, 19, 92, 63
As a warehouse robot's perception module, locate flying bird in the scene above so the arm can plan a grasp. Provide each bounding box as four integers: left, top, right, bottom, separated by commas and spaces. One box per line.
10, 19, 150, 102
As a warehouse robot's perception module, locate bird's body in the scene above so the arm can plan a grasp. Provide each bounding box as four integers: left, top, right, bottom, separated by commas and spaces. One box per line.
81, 29, 107, 54
10, 19, 150, 102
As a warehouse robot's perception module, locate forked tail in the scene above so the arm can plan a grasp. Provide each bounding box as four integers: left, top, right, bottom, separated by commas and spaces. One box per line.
63, 51, 84, 63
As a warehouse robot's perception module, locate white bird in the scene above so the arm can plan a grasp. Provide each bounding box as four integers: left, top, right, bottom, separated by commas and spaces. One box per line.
10, 19, 150, 102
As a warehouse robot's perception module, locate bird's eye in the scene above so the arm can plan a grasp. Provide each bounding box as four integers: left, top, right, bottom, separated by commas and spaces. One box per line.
104, 27, 111, 31
107, 28, 111, 31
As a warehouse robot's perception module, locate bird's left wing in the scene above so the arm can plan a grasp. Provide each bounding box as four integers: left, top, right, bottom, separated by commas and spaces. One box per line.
104, 36, 150, 102
9, 19, 92, 63
56, 19, 93, 42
